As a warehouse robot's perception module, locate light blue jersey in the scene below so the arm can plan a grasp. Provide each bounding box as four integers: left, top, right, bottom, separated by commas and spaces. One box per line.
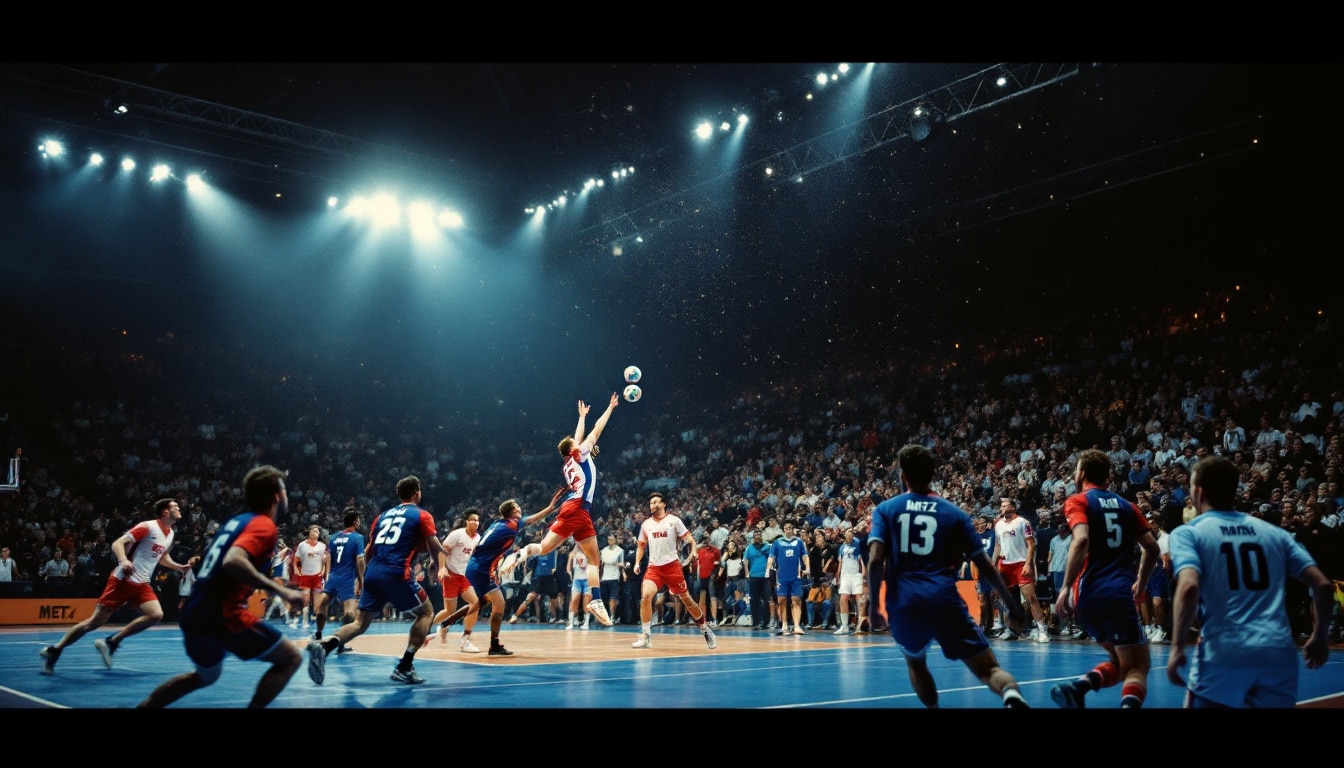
1169, 510, 1318, 706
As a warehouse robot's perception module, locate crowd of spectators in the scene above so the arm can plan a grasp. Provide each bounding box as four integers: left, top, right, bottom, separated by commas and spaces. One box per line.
2, 286, 1342, 639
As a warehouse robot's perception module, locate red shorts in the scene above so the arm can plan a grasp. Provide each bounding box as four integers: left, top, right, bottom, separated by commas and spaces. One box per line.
442, 571, 472, 599
997, 561, 1033, 588
96, 573, 158, 610
295, 574, 324, 591
550, 498, 597, 543
642, 561, 689, 596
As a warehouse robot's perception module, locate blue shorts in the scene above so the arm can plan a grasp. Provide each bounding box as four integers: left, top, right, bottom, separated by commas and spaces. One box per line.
322, 576, 359, 604
1077, 592, 1147, 646
1147, 565, 1169, 599
886, 588, 990, 662
358, 573, 427, 614
776, 578, 804, 600
465, 562, 500, 598
181, 616, 286, 670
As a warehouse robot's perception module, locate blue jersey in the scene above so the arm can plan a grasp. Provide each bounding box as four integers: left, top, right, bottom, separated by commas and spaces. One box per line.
530, 550, 558, 577
744, 541, 771, 577
366, 502, 437, 582
1061, 486, 1151, 601
770, 536, 806, 582
471, 518, 523, 574
327, 528, 365, 587
1169, 510, 1317, 652
870, 492, 982, 604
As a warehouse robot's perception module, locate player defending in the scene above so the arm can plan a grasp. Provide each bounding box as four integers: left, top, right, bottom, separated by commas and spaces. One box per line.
41, 498, 200, 673
501, 394, 619, 626
429, 509, 484, 652
138, 466, 306, 708
629, 491, 718, 650
314, 509, 365, 646
306, 475, 448, 685
867, 444, 1030, 708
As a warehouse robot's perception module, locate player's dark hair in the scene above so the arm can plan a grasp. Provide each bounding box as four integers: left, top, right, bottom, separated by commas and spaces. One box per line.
897, 444, 936, 489
243, 465, 286, 512
649, 491, 666, 504
397, 475, 421, 501
1192, 455, 1238, 510
1076, 449, 1112, 485
499, 499, 521, 518
343, 509, 360, 528
464, 507, 481, 522
154, 498, 177, 516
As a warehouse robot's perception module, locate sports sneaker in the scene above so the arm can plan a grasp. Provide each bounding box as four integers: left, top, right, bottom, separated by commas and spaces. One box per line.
834, 626, 849, 635
93, 637, 115, 669
335, 644, 356, 655
460, 638, 482, 654
306, 639, 326, 685
488, 644, 514, 656
703, 627, 717, 650
390, 666, 425, 685
1003, 692, 1031, 709
39, 646, 60, 674
792, 626, 806, 635
1151, 626, 1167, 643
632, 633, 652, 649
586, 600, 614, 627
1034, 629, 1050, 644
565, 622, 574, 631
1050, 682, 1086, 709
508, 616, 518, 624
551, 617, 564, 624
581, 622, 590, 631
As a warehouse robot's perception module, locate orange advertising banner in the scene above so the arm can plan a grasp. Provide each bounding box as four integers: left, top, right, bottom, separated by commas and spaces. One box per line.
0, 598, 100, 625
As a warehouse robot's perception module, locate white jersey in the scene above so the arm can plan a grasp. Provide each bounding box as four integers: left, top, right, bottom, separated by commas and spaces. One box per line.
295, 540, 327, 576
571, 550, 589, 576
443, 528, 480, 575
994, 516, 1034, 564
600, 545, 625, 581
639, 514, 688, 567
116, 520, 175, 583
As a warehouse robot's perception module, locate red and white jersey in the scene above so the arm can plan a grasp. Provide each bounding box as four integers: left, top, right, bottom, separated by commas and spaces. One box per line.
639, 514, 688, 567
994, 516, 1034, 564
571, 550, 589, 574
295, 540, 327, 576
116, 520, 175, 583
442, 528, 480, 575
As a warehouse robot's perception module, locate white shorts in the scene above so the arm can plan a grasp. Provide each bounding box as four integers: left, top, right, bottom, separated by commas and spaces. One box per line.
571, 578, 589, 597
838, 572, 864, 595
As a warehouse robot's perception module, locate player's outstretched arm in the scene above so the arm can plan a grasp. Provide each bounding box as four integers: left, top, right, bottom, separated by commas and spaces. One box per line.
582, 393, 620, 451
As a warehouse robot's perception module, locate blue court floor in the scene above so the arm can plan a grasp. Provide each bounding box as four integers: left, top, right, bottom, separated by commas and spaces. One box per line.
4, 617, 1344, 711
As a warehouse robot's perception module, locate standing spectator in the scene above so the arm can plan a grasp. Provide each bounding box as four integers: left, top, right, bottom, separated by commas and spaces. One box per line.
41, 499, 199, 673
40, 548, 68, 580
598, 533, 626, 626
867, 444, 1030, 709
720, 539, 748, 626
1047, 518, 1075, 636
833, 527, 864, 634
0, 545, 24, 585
1051, 449, 1160, 709
137, 466, 305, 708
694, 533, 722, 626
805, 529, 834, 629
1167, 455, 1334, 707
744, 529, 773, 629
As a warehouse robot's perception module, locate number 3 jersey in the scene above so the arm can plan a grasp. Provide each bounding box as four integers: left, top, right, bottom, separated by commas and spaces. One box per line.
366, 502, 437, 582
1061, 484, 1151, 601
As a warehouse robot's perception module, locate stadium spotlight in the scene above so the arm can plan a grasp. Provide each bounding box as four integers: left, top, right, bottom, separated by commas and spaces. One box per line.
121, 157, 136, 172
185, 173, 206, 192
909, 103, 940, 143
719, 121, 731, 132
89, 152, 104, 167
150, 164, 171, 182
695, 121, 713, 141
814, 73, 828, 87
40, 139, 64, 158
438, 209, 464, 229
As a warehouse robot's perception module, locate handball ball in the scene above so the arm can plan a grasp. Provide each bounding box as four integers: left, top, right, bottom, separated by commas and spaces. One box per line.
623, 384, 642, 403
624, 365, 642, 384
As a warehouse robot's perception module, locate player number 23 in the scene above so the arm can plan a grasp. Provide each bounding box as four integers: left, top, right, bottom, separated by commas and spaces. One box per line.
374, 514, 407, 546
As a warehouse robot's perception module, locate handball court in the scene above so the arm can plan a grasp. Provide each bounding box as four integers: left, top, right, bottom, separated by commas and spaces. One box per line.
4, 618, 1344, 710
